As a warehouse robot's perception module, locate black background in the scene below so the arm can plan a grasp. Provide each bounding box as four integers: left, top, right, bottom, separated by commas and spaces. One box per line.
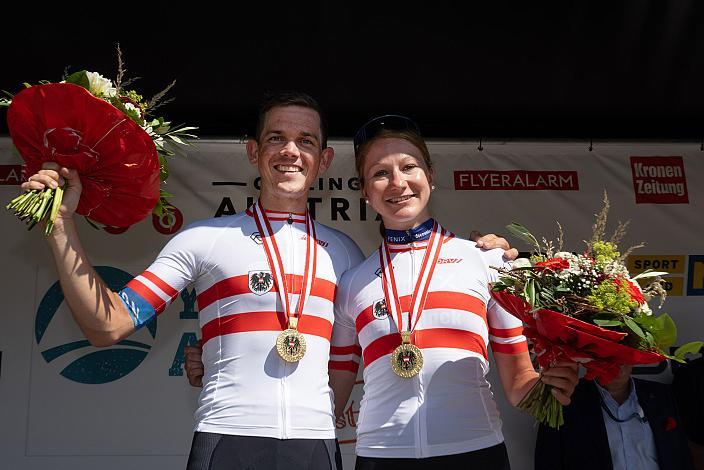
3, 2, 704, 140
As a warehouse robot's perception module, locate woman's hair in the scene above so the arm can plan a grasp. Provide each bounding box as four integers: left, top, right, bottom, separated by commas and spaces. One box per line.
354, 128, 433, 185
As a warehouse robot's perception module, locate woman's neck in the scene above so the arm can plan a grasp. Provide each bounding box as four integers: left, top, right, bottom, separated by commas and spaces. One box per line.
382, 210, 434, 231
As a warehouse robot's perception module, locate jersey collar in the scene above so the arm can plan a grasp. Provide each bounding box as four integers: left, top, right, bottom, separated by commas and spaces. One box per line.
384, 218, 435, 244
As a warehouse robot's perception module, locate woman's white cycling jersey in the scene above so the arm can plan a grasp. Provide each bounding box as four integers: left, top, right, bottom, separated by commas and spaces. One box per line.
330, 230, 528, 458
118, 208, 364, 439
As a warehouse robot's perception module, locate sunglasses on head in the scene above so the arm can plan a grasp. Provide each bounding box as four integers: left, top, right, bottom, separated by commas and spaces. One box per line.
353, 114, 421, 155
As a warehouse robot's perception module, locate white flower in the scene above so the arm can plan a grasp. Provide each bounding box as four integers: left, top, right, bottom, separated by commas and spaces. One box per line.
86, 71, 117, 97
123, 102, 142, 118
512, 258, 532, 269
637, 301, 653, 315
603, 261, 629, 278
554, 251, 573, 260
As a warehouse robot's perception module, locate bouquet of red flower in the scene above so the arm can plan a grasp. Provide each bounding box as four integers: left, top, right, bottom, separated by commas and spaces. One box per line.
491, 192, 702, 428
2, 46, 196, 234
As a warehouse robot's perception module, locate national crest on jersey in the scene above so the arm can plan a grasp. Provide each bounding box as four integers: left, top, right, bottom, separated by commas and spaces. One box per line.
249, 270, 274, 295
372, 298, 389, 319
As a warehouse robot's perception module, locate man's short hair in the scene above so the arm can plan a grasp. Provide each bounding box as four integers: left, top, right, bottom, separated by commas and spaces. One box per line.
255, 91, 328, 148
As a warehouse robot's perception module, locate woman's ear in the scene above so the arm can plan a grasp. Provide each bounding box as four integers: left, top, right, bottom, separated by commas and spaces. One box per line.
361, 187, 369, 201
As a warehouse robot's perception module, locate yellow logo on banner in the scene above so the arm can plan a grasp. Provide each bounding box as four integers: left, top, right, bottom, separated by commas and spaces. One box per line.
627, 256, 685, 274
628, 255, 685, 296
689, 257, 704, 295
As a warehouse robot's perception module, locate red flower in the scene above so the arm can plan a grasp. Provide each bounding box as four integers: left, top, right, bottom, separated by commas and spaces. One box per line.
534, 257, 570, 272
625, 280, 646, 304
664, 416, 677, 431
610, 278, 646, 304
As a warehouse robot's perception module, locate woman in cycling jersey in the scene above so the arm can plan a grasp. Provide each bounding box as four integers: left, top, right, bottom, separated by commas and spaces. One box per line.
328, 115, 578, 469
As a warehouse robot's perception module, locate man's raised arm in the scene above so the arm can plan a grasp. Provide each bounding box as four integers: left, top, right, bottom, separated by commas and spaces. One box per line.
24, 163, 136, 346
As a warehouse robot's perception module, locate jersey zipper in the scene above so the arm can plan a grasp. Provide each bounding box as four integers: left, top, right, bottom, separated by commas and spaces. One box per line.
281, 374, 288, 439
281, 217, 296, 439
417, 361, 426, 457
408, 238, 424, 456
411, 239, 429, 457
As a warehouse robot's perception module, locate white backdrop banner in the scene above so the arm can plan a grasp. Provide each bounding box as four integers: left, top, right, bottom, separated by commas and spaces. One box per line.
1, 137, 702, 470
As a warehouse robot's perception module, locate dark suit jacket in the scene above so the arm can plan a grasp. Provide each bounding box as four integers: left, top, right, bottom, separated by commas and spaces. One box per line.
534, 378, 694, 470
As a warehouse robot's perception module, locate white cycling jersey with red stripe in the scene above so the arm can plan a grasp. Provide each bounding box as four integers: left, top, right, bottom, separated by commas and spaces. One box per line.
330, 231, 528, 458
118, 207, 364, 439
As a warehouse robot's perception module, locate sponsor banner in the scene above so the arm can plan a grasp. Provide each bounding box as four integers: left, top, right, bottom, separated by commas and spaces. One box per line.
631, 156, 688, 204
0, 164, 23, 185
661, 277, 684, 297
628, 255, 704, 296
153, 205, 184, 235
454, 170, 579, 191
25, 266, 198, 457
688, 255, 704, 296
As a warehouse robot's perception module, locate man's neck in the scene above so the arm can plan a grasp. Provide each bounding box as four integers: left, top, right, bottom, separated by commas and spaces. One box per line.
604, 380, 632, 405
258, 193, 308, 214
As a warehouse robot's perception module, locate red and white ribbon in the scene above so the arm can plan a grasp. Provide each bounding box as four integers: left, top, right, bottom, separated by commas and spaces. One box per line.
253, 201, 317, 328
378, 221, 445, 337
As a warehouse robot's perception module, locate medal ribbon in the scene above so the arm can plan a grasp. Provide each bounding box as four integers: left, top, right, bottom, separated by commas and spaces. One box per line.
252, 201, 317, 329
378, 221, 445, 341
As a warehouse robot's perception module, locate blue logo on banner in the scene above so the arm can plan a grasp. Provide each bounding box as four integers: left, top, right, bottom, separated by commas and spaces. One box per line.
687, 255, 704, 296
35, 266, 157, 384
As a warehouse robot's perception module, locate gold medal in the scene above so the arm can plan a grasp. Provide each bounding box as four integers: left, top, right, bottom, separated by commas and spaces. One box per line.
391, 331, 423, 378
276, 318, 307, 362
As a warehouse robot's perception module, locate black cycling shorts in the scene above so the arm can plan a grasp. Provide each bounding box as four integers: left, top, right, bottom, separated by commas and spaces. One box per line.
354, 442, 510, 470
186, 432, 342, 470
